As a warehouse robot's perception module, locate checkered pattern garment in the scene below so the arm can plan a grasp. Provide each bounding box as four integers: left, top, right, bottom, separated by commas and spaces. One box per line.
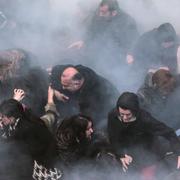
33, 161, 63, 180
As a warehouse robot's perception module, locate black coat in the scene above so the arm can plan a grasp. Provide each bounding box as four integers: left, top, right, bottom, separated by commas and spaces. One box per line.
132, 25, 179, 75
0, 116, 56, 180
51, 65, 119, 129
86, 10, 138, 55
108, 108, 180, 166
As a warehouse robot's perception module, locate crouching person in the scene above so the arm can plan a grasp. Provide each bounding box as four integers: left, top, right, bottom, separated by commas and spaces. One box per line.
55, 113, 123, 179
0, 99, 62, 180
12, 88, 121, 179
108, 92, 180, 179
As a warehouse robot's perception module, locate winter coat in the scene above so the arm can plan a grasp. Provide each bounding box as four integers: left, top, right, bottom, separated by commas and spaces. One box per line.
86, 9, 138, 55
108, 108, 180, 167
0, 115, 56, 180
51, 64, 119, 129
132, 23, 179, 74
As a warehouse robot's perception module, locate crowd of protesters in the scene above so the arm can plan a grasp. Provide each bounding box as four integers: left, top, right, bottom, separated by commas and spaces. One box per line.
0, 0, 180, 180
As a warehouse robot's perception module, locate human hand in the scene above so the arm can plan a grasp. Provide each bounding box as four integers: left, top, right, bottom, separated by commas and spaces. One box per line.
13, 89, 25, 102
126, 54, 134, 65
54, 90, 69, 102
120, 154, 133, 172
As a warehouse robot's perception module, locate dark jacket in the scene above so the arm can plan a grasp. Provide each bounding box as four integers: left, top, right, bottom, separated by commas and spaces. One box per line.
132, 23, 179, 74
0, 113, 56, 180
108, 108, 180, 166
51, 64, 119, 129
86, 9, 138, 55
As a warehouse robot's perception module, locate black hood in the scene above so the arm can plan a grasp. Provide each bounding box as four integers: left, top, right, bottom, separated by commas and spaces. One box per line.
156, 23, 178, 44
116, 92, 139, 115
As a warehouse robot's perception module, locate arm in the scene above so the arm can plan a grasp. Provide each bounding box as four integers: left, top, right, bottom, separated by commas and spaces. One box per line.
144, 112, 180, 153
108, 111, 132, 154
108, 111, 123, 156
108, 113, 133, 172
40, 86, 59, 131
143, 111, 180, 169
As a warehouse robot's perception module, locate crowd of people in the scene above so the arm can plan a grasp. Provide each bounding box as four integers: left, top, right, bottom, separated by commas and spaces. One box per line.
0, 0, 180, 180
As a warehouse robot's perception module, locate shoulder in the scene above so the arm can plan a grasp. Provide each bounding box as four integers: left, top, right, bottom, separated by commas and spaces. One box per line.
108, 108, 118, 122
137, 109, 158, 123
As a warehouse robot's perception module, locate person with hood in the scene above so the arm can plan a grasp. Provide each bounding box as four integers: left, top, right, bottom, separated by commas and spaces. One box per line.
50, 64, 119, 129
108, 92, 180, 176
130, 23, 180, 76
137, 68, 180, 130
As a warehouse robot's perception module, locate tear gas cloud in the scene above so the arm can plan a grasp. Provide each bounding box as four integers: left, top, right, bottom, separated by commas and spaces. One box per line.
0, 1, 180, 179
1, 0, 180, 92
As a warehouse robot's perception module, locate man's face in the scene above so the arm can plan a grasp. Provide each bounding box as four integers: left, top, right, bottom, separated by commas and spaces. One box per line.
60, 67, 83, 92
61, 79, 83, 92
118, 107, 134, 123
85, 121, 93, 140
98, 4, 111, 17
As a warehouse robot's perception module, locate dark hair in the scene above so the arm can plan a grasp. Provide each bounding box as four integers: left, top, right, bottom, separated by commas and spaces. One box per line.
56, 114, 92, 146
0, 99, 25, 119
116, 92, 139, 116
99, 0, 120, 12
72, 72, 83, 81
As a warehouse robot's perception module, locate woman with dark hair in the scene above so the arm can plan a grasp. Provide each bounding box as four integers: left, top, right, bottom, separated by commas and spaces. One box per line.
56, 114, 93, 166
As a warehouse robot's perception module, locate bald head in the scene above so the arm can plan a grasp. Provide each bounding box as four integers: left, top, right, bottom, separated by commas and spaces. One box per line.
61, 67, 79, 84
60, 67, 84, 92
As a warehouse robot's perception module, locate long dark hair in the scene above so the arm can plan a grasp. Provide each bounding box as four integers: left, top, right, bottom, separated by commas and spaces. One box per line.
56, 114, 92, 147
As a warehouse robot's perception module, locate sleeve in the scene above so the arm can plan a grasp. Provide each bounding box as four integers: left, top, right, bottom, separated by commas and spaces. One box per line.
144, 112, 180, 155
40, 103, 59, 132
107, 111, 125, 158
